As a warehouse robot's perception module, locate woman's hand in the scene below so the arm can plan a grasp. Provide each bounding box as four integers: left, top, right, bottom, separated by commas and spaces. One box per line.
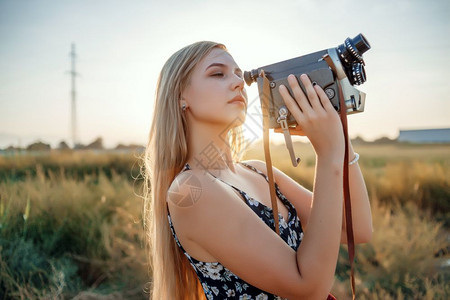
277, 74, 345, 159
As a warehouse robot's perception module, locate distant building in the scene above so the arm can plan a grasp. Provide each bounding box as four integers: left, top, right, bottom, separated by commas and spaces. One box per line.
398, 128, 450, 143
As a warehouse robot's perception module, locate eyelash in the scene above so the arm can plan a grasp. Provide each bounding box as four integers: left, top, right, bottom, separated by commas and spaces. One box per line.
212, 73, 243, 79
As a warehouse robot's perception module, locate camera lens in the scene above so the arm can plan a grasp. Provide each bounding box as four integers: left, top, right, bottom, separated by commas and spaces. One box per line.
352, 34, 371, 56
336, 33, 370, 86
337, 33, 371, 65
244, 69, 259, 86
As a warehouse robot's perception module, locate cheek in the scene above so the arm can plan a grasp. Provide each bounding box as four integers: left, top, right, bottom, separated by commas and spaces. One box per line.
189, 82, 222, 109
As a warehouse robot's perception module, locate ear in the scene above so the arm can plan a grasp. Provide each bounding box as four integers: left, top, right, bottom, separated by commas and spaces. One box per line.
179, 95, 187, 107
179, 86, 189, 110
180, 85, 192, 109
180, 86, 190, 104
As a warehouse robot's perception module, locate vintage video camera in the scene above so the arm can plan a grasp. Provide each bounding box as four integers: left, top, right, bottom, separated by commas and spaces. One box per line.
244, 33, 371, 129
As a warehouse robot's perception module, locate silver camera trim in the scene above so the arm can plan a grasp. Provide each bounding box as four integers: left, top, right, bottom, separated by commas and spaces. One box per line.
327, 48, 366, 114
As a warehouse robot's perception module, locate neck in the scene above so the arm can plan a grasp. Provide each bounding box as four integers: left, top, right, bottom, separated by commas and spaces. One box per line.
185, 118, 237, 174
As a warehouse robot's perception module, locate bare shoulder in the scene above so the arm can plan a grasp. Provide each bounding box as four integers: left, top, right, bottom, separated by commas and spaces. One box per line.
166, 166, 254, 247
166, 167, 238, 221
167, 168, 209, 208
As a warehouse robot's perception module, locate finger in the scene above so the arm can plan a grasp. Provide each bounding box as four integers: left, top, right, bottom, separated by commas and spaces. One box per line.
314, 84, 335, 112
287, 74, 313, 115
299, 74, 322, 110
279, 83, 303, 115
278, 85, 303, 122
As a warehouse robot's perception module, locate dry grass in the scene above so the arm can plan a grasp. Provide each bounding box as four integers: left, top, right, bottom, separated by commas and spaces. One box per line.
0, 157, 148, 299
0, 142, 449, 299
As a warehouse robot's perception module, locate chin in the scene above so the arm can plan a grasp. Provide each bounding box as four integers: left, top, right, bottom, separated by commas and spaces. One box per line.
231, 112, 247, 127
219, 113, 246, 134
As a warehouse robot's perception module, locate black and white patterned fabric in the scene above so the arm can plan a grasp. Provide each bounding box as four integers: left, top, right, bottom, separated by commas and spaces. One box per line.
167, 162, 304, 299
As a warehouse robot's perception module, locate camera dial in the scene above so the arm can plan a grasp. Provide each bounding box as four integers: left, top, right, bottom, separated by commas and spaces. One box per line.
351, 63, 366, 86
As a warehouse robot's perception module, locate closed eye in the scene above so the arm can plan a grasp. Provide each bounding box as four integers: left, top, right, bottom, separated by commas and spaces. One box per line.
212, 73, 224, 77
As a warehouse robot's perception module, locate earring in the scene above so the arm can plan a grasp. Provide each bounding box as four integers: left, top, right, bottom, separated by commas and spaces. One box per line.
181, 103, 187, 112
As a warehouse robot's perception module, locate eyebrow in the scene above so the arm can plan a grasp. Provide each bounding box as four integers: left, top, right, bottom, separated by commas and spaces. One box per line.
205, 63, 242, 74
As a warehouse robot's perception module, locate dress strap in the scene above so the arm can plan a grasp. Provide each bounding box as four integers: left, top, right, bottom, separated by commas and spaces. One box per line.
166, 163, 191, 254
167, 205, 188, 253
238, 161, 271, 182
204, 170, 242, 192
239, 162, 293, 209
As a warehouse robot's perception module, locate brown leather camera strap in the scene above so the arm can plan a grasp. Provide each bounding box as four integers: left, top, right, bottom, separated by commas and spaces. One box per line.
258, 69, 280, 235
337, 81, 356, 300
258, 70, 356, 299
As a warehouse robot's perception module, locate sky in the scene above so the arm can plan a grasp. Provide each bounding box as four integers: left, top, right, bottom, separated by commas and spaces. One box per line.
1, 0, 449, 149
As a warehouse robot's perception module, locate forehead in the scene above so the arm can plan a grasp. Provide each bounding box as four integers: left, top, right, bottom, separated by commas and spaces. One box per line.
198, 48, 238, 69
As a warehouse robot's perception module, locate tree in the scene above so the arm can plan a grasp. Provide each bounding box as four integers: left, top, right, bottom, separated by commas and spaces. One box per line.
58, 140, 70, 150
85, 137, 104, 150
26, 141, 51, 151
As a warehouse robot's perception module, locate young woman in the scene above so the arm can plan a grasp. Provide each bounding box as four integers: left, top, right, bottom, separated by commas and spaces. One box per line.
142, 41, 372, 300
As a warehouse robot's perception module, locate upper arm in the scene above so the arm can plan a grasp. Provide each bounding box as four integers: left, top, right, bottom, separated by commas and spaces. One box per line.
167, 170, 316, 299
243, 160, 313, 231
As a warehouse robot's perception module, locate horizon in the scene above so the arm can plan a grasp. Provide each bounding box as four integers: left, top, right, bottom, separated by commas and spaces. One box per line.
3, 127, 450, 151
2, 123, 450, 150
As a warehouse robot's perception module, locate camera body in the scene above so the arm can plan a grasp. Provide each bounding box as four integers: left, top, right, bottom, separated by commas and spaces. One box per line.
244, 34, 371, 129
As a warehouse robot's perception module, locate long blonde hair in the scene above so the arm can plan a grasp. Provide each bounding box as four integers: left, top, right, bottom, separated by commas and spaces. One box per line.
142, 41, 245, 299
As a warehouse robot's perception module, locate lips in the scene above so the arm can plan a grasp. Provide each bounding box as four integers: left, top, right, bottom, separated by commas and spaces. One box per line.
228, 95, 246, 107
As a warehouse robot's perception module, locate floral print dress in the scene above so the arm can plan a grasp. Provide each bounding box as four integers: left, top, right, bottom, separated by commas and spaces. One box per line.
167, 162, 335, 300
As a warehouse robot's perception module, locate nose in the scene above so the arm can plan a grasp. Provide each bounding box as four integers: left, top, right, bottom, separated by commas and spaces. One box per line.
231, 73, 245, 91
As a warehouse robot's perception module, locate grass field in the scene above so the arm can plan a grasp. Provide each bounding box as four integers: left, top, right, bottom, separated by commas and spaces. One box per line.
0, 142, 449, 299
